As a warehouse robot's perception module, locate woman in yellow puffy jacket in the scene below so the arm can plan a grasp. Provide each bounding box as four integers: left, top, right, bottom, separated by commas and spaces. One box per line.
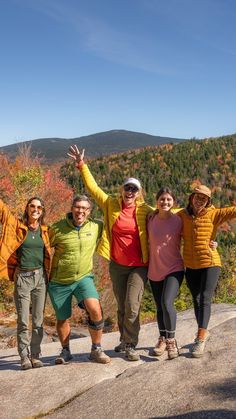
178, 185, 236, 358
68, 145, 153, 361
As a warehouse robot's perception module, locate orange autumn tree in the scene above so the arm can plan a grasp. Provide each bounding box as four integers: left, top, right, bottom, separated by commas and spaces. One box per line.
0, 145, 74, 310
0, 144, 73, 223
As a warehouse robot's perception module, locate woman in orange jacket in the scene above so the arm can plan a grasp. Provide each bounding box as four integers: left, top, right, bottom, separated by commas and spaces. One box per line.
0, 197, 51, 369
178, 185, 236, 357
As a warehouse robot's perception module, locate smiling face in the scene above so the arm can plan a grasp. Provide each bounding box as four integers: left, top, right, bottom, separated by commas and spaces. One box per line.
71, 200, 91, 226
156, 192, 174, 213
27, 199, 44, 224
121, 184, 140, 207
192, 193, 209, 213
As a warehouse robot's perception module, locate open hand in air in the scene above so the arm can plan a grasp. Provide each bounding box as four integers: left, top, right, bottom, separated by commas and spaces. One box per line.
67, 145, 85, 163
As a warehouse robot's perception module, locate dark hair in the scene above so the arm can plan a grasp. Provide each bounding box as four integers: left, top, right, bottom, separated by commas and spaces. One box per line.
22, 196, 46, 226
156, 187, 176, 202
72, 194, 93, 211
187, 193, 211, 215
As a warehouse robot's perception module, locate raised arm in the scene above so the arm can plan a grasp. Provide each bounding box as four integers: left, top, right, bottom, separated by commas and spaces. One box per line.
212, 206, 236, 226
0, 198, 16, 226
67, 145, 108, 210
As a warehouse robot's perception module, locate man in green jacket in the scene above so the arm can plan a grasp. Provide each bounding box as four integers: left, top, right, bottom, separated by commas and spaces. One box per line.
48, 195, 110, 364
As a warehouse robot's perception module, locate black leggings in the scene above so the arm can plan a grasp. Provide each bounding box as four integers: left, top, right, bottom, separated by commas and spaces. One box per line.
185, 266, 221, 329
150, 271, 184, 339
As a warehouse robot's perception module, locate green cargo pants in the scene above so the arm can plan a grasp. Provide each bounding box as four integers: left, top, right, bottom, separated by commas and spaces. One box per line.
109, 260, 147, 347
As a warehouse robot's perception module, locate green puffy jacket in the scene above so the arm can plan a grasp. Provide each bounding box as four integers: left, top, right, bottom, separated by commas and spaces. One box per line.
49, 213, 103, 284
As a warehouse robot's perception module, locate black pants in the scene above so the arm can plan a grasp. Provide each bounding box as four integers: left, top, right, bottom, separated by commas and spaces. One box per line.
150, 271, 184, 339
185, 266, 221, 329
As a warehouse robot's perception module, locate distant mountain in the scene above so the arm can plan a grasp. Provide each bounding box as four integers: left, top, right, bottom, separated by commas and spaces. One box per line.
0, 130, 187, 162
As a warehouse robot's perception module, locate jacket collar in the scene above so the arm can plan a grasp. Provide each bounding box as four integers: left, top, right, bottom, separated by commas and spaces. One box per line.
66, 212, 90, 229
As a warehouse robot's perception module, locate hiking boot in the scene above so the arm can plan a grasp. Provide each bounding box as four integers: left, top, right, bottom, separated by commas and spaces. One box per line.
153, 336, 166, 356
125, 344, 140, 361
90, 347, 111, 364
31, 353, 44, 368
166, 338, 179, 360
114, 341, 126, 353
191, 338, 208, 358
21, 356, 32, 370
55, 347, 73, 365
191, 330, 210, 358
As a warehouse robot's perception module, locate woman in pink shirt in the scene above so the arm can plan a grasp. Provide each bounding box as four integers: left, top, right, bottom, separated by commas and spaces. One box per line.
147, 187, 184, 360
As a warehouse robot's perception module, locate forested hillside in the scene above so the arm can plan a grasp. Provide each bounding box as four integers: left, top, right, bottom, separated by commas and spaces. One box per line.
61, 135, 236, 208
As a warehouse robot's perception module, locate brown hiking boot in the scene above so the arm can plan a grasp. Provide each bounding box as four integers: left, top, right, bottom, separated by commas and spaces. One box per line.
31, 353, 44, 368
166, 338, 179, 360
21, 356, 32, 370
90, 347, 111, 364
153, 336, 166, 356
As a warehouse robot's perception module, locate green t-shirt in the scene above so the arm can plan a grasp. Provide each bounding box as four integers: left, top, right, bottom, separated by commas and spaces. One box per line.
17, 229, 44, 270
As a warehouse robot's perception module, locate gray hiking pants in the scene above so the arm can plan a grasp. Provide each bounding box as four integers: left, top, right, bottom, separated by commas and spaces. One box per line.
14, 268, 47, 358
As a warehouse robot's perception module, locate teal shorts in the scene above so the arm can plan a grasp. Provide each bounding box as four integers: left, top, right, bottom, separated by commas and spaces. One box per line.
48, 275, 99, 320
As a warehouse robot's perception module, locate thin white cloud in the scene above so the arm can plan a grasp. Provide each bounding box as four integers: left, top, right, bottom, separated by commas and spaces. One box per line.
20, 0, 176, 75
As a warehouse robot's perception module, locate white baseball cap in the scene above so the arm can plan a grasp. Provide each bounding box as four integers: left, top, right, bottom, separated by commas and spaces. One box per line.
123, 177, 141, 190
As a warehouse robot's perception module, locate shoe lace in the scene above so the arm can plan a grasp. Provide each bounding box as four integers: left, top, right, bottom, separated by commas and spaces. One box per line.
193, 339, 204, 349
95, 346, 103, 353
156, 337, 165, 347
126, 344, 135, 352
166, 340, 177, 350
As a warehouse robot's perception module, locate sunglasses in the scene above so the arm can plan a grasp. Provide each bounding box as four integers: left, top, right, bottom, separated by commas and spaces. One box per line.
73, 205, 90, 211
29, 204, 43, 210
124, 185, 139, 193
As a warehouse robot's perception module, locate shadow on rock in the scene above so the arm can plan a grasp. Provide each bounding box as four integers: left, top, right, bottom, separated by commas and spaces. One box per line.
151, 409, 236, 418
209, 377, 236, 401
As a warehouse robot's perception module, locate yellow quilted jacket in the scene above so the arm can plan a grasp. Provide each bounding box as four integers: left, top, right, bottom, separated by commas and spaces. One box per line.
178, 205, 236, 269
0, 199, 51, 281
79, 164, 153, 263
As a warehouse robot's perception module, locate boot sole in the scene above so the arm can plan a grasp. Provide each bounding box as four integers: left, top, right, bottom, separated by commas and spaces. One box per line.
21, 365, 32, 370
191, 352, 204, 358
152, 350, 166, 356
168, 353, 179, 360
125, 355, 140, 361
89, 357, 111, 364
55, 358, 72, 365
32, 362, 44, 368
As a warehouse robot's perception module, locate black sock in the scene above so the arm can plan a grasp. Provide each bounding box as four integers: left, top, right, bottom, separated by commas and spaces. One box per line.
92, 343, 101, 350
62, 345, 70, 351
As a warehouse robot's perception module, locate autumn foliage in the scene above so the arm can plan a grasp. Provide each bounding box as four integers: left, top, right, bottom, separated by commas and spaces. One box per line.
0, 144, 73, 223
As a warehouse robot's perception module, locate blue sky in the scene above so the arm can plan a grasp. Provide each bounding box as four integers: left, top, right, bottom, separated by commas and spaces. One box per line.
1, 0, 236, 146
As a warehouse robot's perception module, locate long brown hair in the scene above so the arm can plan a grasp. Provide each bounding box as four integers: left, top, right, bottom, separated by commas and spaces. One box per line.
22, 196, 46, 226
